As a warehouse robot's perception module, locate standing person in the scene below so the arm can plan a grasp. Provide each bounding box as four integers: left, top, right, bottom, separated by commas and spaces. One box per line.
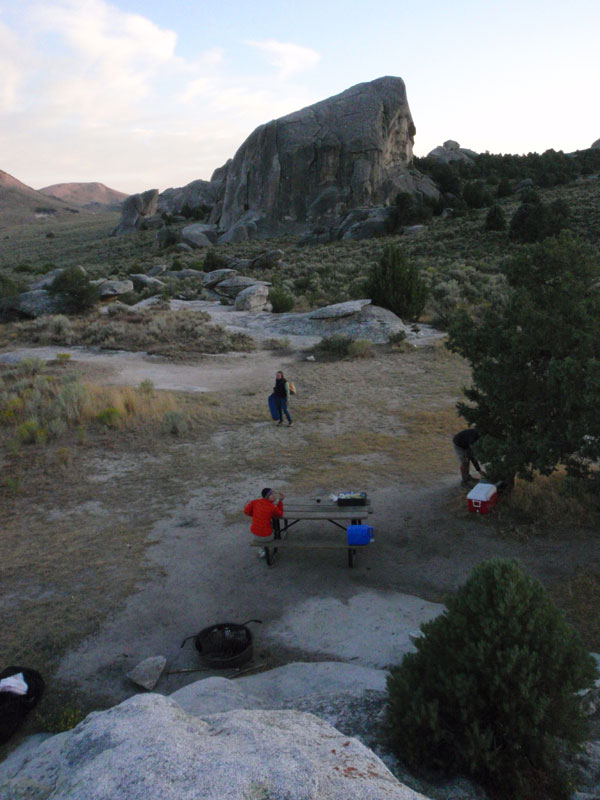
273, 370, 292, 426
244, 488, 285, 558
453, 428, 483, 485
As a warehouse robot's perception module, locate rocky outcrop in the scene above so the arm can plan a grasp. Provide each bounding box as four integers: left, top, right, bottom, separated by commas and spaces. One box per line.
155, 77, 437, 239
426, 140, 478, 164
111, 189, 159, 236
0, 692, 428, 800
591, 139, 600, 149
213, 77, 436, 234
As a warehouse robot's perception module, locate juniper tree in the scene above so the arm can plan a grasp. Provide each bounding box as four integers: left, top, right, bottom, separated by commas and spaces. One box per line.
447, 232, 600, 485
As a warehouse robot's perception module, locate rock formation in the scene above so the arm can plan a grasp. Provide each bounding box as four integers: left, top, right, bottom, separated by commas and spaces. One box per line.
426, 140, 478, 164
0, 692, 428, 800
111, 189, 160, 236
156, 77, 437, 239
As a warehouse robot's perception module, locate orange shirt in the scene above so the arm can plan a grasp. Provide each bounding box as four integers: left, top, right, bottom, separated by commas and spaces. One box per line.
244, 498, 284, 537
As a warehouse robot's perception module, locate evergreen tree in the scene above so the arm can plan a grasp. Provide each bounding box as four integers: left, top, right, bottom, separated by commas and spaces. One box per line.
364, 245, 428, 321
447, 233, 600, 484
386, 559, 597, 799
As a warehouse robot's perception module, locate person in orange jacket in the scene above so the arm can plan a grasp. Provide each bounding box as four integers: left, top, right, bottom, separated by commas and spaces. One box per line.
244, 488, 285, 558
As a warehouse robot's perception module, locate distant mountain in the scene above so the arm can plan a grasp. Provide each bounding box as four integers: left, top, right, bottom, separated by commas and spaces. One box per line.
39, 182, 128, 210
0, 169, 82, 224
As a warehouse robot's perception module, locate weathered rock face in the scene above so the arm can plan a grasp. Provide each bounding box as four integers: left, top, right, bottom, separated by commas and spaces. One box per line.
426, 140, 478, 164
0, 694, 429, 800
111, 189, 159, 236
213, 77, 436, 233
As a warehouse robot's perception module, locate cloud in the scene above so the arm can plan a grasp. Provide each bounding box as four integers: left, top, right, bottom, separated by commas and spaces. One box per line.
246, 39, 321, 80
26, 0, 178, 122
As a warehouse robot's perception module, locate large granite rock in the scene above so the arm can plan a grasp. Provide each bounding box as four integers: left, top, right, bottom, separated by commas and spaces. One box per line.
212, 76, 436, 233
111, 189, 159, 236
234, 283, 270, 311
426, 140, 478, 164
10, 290, 64, 318
0, 693, 428, 800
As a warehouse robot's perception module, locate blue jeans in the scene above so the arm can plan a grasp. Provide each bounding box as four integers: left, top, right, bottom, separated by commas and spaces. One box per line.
275, 396, 292, 423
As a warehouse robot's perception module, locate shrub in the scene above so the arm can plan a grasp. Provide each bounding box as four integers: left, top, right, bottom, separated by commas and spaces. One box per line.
386, 559, 598, 799
388, 330, 408, 348
162, 410, 188, 436
139, 379, 154, 394
17, 419, 46, 444
314, 334, 354, 358
203, 249, 228, 270
509, 196, 570, 243
462, 179, 491, 209
364, 245, 428, 322
484, 203, 506, 231
347, 339, 373, 358
95, 407, 122, 428
268, 287, 295, 313
48, 267, 100, 312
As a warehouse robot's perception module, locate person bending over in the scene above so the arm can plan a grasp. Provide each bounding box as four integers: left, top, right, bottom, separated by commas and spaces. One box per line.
452, 428, 483, 486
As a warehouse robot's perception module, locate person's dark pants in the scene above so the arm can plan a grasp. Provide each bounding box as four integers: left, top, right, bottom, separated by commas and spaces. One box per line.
275, 396, 292, 423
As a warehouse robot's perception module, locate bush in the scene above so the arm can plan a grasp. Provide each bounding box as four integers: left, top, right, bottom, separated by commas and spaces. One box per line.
95, 407, 122, 428
347, 339, 373, 358
484, 203, 506, 231
386, 559, 598, 799
203, 249, 228, 270
314, 334, 353, 358
509, 196, 570, 243
364, 245, 428, 322
48, 267, 100, 313
268, 287, 294, 313
462, 179, 492, 209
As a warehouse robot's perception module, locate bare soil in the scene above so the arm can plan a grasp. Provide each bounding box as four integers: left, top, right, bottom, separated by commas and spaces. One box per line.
1, 340, 599, 744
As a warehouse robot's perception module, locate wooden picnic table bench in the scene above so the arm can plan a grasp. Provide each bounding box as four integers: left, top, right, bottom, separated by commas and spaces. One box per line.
250, 497, 373, 568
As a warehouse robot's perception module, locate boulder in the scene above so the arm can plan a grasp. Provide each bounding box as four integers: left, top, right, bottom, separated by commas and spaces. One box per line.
10, 290, 64, 318
181, 224, 217, 249
0, 693, 428, 800
163, 269, 205, 281
154, 227, 178, 250
214, 76, 437, 233
426, 141, 478, 164
91, 279, 134, 298
126, 656, 166, 691
139, 215, 164, 230
111, 189, 159, 236
147, 264, 168, 277
129, 274, 166, 290
203, 268, 238, 288
309, 299, 372, 320
216, 222, 252, 244
214, 276, 269, 298
250, 250, 285, 269
234, 284, 270, 311
336, 207, 396, 240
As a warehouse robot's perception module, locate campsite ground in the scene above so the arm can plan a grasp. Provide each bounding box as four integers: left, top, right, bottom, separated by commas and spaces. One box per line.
1, 338, 599, 744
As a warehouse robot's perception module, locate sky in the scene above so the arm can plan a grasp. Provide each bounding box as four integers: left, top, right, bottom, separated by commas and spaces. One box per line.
1, 0, 598, 195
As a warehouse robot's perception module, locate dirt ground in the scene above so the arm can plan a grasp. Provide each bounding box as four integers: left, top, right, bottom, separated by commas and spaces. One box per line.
1, 339, 599, 743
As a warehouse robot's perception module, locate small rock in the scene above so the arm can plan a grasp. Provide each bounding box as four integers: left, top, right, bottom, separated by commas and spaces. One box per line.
126, 656, 167, 691
306, 355, 316, 361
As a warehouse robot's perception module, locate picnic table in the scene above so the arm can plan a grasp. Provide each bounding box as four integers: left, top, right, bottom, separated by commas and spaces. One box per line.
251, 497, 374, 568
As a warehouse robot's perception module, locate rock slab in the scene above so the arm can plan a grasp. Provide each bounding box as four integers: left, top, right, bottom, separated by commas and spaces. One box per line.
0, 693, 429, 800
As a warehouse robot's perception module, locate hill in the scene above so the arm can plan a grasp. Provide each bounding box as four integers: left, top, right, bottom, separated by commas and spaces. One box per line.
0, 169, 83, 225
39, 181, 128, 211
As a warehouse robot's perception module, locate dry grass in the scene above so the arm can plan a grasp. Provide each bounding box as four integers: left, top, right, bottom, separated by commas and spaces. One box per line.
504, 470, 600, 529
549, 570, 600, 651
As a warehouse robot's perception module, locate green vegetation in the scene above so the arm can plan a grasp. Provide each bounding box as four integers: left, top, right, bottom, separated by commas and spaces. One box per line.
447, 232, 600, 486
268, 286, 295, 313
364, 244, 428, 321
48, 266, 100, 312
386, 559, 598, 800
